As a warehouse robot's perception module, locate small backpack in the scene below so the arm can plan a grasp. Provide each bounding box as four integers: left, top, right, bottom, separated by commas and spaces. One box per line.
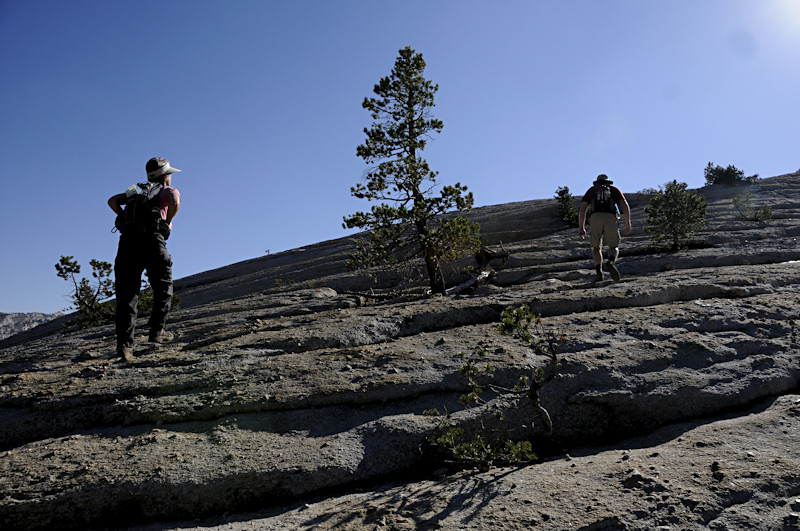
591, 183, 615, 214
114, 182, 167, 237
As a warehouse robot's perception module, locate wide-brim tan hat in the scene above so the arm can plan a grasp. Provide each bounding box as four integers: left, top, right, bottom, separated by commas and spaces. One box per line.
594, 173, 613, 185
146, 157, 182, 181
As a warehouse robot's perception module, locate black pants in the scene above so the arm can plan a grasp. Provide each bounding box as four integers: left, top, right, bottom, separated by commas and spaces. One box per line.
114, 233, 173, 349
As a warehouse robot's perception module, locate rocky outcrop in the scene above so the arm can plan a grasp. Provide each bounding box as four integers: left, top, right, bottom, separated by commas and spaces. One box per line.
0, 312, 60, 341
1, 173, 799, 530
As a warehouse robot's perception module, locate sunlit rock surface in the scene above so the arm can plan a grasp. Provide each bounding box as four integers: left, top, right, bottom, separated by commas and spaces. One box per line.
2, 173, 799, 530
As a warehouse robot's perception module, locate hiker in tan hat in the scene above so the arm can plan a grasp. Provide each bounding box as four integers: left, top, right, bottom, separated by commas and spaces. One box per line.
107, 157, 182, 361
578, 174, 632, 282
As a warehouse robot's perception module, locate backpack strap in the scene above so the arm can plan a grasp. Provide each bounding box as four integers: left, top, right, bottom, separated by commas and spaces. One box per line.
140, 182, 163, 202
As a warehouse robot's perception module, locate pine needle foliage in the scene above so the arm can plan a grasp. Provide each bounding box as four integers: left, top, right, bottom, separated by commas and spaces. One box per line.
343, 46, 480, 294
644, 180, 708, 250
732, 191, 773, 222
55, 256, 180, 330
555, 186, 579, 228
55, 256, 115, 328
704, 162, 758, 186
425, 305, 562, 470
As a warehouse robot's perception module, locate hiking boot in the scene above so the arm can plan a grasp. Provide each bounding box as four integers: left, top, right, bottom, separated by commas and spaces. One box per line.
608, 261, 621, 282
118, 346, 135, 362
594, 268, 604, 282
149, 329, 174, 343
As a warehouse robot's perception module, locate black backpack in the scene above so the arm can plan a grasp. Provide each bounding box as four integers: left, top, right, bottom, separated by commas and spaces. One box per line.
114, 182, 169, 238
591, 183, 615, 214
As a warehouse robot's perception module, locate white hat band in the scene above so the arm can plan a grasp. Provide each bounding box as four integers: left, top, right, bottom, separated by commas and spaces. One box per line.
147, 163, 181, 179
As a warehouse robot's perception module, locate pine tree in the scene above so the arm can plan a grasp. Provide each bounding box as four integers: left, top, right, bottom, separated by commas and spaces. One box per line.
343, 46, 479, 294
704, 162, 758, 186
55, 256, 115, 328
554, 186, 579, 228
644, 180, 708, 250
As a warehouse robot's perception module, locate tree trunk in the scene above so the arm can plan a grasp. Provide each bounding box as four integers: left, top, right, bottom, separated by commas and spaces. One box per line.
413, 187, 445, 295
424, 247, 445, 295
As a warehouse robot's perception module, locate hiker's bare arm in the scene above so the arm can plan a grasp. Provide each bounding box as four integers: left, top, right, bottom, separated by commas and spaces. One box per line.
108, 194, 126, 215
578, 201, 589, 238
165, 190, 181, 228
619, 199, 632, 234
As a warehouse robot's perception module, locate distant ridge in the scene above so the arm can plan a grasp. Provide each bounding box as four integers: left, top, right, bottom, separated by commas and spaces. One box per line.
0, 312, 61, 340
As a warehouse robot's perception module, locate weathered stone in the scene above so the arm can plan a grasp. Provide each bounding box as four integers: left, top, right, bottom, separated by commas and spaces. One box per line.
1, 172, 799, 530
0, 312, 61, 341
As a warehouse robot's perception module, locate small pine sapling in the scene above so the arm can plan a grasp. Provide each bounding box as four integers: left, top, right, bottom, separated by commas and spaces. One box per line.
732, 191, 773, 222
555, 186, 580, 228
426, 304, 562, 469
56, 256, 180, 329
55, 256, 115, 329
644, 180, 708, 250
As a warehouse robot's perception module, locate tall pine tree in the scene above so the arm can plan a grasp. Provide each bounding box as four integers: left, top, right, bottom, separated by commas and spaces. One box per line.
343, 46, 479, 294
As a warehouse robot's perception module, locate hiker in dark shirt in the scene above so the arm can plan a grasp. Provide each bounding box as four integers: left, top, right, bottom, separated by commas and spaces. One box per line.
107, 157, 182, 361
578, 174, 631, 282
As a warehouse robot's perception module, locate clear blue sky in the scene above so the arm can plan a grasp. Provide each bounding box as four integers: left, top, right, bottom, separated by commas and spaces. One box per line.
1, 0, 798, 314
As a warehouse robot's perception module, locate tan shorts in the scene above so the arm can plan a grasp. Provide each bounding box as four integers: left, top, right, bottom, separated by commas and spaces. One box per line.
589, 212, 621, 249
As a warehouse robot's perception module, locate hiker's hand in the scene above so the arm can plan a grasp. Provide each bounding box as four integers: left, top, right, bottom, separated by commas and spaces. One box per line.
579, 228, 586, 239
